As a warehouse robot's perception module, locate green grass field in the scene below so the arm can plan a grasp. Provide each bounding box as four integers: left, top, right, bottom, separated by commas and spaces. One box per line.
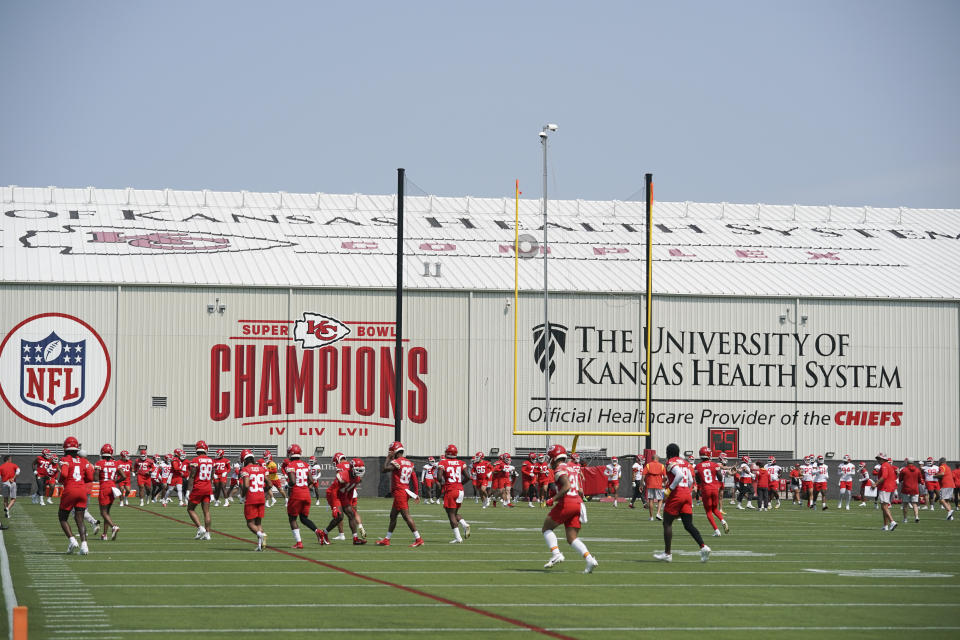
3, 496, 959, 639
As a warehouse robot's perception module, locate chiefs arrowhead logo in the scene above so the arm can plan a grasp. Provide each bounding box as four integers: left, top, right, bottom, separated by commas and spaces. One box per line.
293, 313, 352, 348
19, 225, 295, 255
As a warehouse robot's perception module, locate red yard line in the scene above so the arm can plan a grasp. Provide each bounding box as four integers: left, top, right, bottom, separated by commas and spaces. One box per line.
240, 418, 393, 428
131, 507, 576, 640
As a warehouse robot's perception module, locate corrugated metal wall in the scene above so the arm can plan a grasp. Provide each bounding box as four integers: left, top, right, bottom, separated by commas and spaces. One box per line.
1, 285, 957, 460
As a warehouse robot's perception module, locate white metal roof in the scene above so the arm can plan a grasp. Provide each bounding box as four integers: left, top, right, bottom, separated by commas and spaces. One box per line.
2, 185, 959, 300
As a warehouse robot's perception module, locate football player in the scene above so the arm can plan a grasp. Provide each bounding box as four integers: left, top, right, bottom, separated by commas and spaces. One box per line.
94, 444, 123, 540
813, 455, 830, 510
239, 450, 268, 550
540, 445, 598, 573
653, 443, 710, 563
324, 453, 349, 539
837, 455, 856, 510
31, 448, 54, 505
420, 457, 438, 504
58, 437, 94, 555
694, 447, 728, 536
522, 452, 538, 507
473, 454, 493, 508
185, 441, 215, 540
328, 458, 367, 544
133, 449, 154, 507
377, 441, 423, 547
212, 449, 231, 506
284, 444, 325, 548
116, 451, 132, 507
605, 457, 622, 507
436, 445, 470, 543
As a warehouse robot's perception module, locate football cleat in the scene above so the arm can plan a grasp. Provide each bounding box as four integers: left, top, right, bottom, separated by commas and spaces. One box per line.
79, 542, 89, 556
449, 539, 462, 544
721, 520, 729, 533
333, 533, 346, 541
544, 553, 565, 568
357, 524, 366, 540
583, 556, 599, 574
712, 529, 722, 537
353, 538, 367, 545
409, 538, 425, 548
194, 529, 205, 539
67, 540, 79, 554
111, 526, 119, 540
293, 541, 304, 549
376, 538, 391, 546
889, 521, 898, 531
201, 532, 211, 541
700, 545, 711, 563
653, 551, 672, 562
464, 523, 471, 539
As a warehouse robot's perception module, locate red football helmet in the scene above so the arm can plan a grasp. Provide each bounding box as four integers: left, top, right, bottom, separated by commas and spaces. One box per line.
768, 455, 776, 463
63, 436, 80, 452
216, 449, 225, 458
41, 448, 52, 458
333, 452, 346, 464
263, 450, 272, 459
475, 452, 484, 461
287, 444, 302, 458
351, 458, 366, 478
308, 456, 317, 464
195, 440, 208, 453
611, 456, 618, 464
699, 446, 712, 459
718, 452, 727, 460
816, 455, 824, 461
445, 444, 458, 458
427, 456, 436, 463
100, 443, 114, 456
571, 452, 581, 464
858, 461, 866, 468
120, 450, 129, 458
742, 455, 751, 463
164, 453, 173, 461
174, 448, 185, 458
528, 452, 536, 461
843, 454, 851, 462
240, 449, 254, 463
501, 453, 512, 462
547, 444, 567, 462
388, 441, 405, 455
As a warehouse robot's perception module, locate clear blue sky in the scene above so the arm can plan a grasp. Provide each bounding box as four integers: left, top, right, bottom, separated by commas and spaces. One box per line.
2, 1, 958, 208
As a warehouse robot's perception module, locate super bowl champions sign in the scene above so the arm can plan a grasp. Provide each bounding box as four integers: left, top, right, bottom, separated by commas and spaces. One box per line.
208, 313, 428, 438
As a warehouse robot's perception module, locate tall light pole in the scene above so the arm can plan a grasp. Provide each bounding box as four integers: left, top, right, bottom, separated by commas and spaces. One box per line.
539, 123, 557, 442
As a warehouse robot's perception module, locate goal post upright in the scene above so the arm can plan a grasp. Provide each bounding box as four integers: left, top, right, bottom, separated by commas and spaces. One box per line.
644, 172, 654, 451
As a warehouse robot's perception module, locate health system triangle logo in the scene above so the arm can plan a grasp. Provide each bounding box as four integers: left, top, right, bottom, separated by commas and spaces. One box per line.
532, 323, 568, 378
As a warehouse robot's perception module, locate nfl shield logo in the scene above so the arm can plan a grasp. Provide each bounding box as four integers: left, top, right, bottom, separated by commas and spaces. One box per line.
20, 332, 86, 415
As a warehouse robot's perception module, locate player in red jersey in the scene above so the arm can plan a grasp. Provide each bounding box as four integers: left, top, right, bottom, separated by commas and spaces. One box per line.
471, 453, 492, 508
436, 445, 471, 543
898, 458, 922, 523
283, 444, 326, 548
133, 450, 155, 507
94, 444, 124, 540
57, 437, 95, 555
239, 450, 268, 550
694, 447, 728, 537
31, 448, 55, 506
876, 453, 898, 530
654, 443, 710, 563
377, 441, 423, 547
420, 457, 438, 504
540, 444, 598, 573
324, 453, 349, 540
522, 452, 538, 507
185, 441, 215, 540
115, 451, 132, 507
212, 449, 231, 506
327, 458, 367, 544
164, 449, 185, 506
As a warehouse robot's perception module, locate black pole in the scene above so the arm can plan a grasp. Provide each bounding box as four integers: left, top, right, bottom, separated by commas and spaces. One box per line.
395, 168, 405, 443
644, 172, 653, 452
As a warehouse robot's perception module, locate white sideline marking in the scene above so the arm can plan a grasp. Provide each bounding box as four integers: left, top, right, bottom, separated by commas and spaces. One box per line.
47, 625, 960, 635
93, 601, 958, 610
0, 528, 17, 640
74, 582, 954, 589
673, 550, 775, 557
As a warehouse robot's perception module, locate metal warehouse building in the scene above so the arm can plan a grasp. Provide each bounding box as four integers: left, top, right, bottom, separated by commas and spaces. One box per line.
1, 185, 958, 460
